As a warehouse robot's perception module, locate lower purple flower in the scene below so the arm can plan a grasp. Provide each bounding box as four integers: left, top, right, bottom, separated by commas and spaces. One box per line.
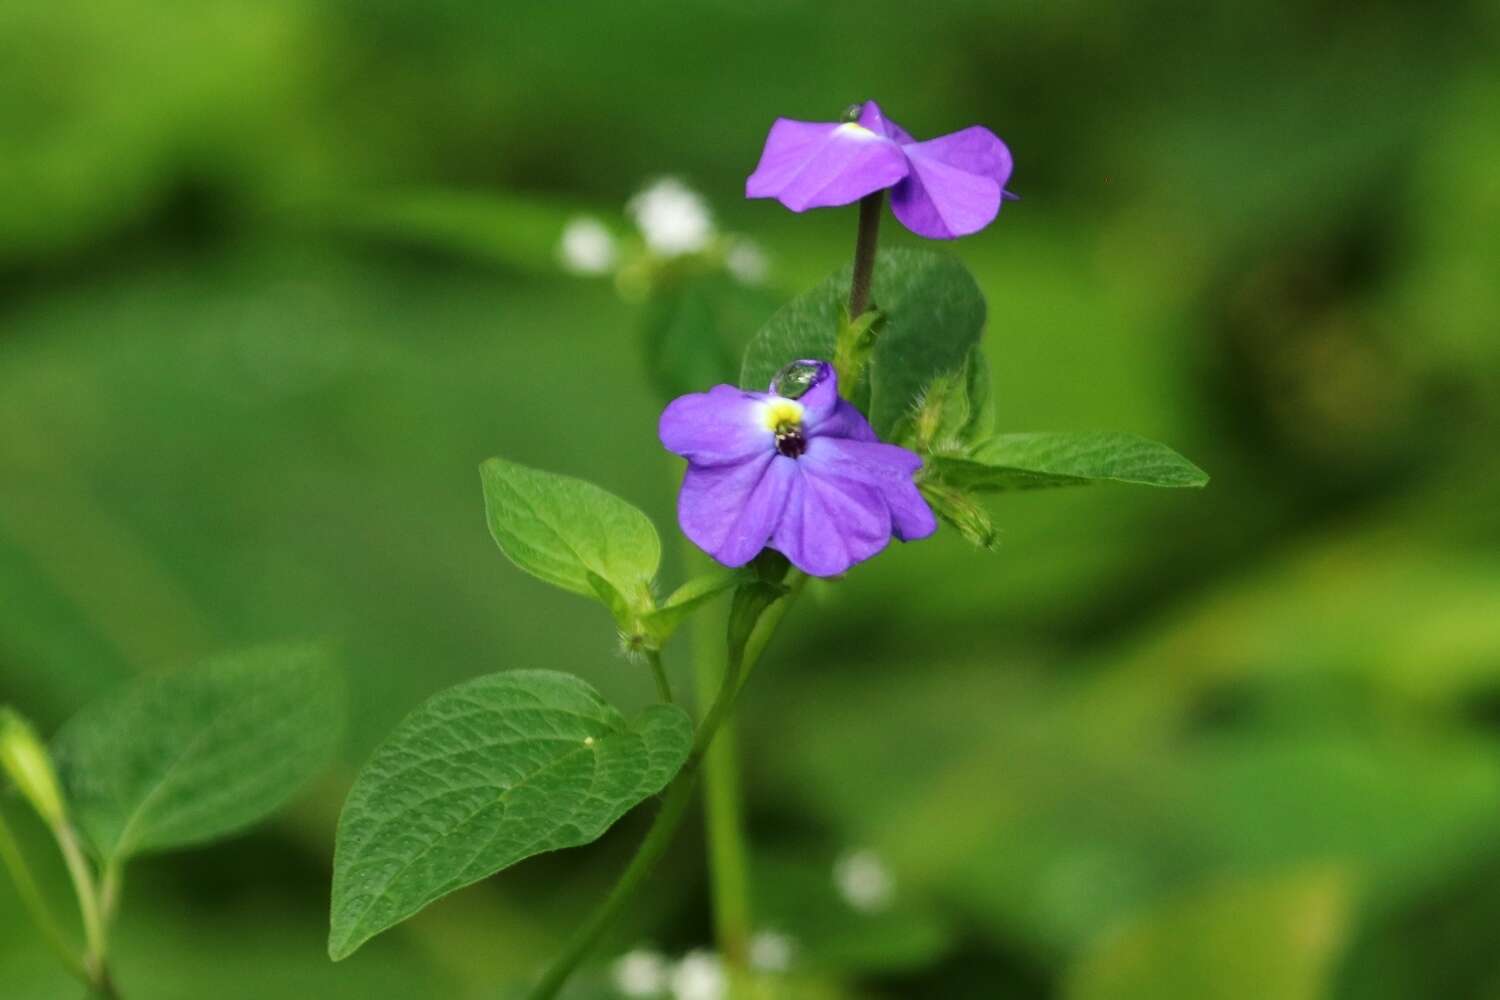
659, 361, 937, 577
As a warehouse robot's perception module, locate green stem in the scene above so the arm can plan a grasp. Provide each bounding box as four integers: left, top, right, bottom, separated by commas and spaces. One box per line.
691, 584, 752, 969
848, 191, 883, 319
0, 811, 88, 983
644, 649, 675, 704
527, 573, 806, 1000
53, 821, 118, 998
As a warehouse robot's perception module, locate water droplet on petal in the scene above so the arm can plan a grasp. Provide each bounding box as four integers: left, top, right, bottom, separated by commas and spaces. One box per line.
771, 360, 825, 400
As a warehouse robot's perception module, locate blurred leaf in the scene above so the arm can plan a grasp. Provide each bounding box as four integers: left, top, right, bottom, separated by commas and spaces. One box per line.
480, 457, 660, 614
740, 248, 986, 438
51, 643, 341, 862
755, 849, 955, 975
641, 273, 777, 403
1063, 868, 1352, 1000
928, 432, 1208, 492
320, 190, 576, 273
642, 282, 737, 401
328, 670, 691, 960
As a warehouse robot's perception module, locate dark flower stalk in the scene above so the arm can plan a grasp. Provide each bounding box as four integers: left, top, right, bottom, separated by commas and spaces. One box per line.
848, 190, 884, 319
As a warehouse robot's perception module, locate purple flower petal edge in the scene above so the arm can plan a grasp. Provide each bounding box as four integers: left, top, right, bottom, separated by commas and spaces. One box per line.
746, 100, 1015, 239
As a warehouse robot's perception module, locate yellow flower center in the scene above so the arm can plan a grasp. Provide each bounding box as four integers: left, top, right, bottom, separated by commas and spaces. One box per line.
761, 399, 807, 458
762, 398, 804, 433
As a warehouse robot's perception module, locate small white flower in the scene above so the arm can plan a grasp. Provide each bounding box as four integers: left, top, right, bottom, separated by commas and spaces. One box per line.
669, 950, 726, 1000
628, 178, 715, 256
725, 239, 770, 285
834, 848, 895, 913
748, 930, 795, 973
611, 948, 669, 997
558, 215, 618, 274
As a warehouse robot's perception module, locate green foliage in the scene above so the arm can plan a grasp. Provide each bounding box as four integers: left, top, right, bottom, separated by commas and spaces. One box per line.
895, 347, 996, 455
641, 274, 777, 404
1063, 869, 1352, 1000
642, 569, 747, 646
328, 670, 692, 960
927, 432, 1208, 492
480, 457, 661, 617
50, 644, 341, 863
740, 249, 986, 438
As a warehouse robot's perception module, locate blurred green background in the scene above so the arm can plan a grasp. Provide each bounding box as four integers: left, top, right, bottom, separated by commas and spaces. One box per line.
3, 1, 1499, 997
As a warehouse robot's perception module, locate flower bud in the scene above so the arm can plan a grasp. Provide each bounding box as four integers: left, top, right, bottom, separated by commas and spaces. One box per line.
0, 708, 66, 828
918, 482, 999, 551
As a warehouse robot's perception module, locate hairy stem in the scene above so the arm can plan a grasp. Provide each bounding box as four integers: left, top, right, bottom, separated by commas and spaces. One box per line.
527, 572, 807, 1000
848, 191, 884, 319
644, 649, 675, 704
0, 811, 88, 983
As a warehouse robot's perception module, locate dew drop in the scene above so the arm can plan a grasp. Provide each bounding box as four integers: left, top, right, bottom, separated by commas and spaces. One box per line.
771, 360, 825, 400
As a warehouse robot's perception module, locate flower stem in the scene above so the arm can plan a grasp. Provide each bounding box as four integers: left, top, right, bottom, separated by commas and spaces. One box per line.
692, 598, 752, 969
0, 810, 89, 984
644, 648, 675, 704
848, 191, 884, 319
526, 572, 807, 1000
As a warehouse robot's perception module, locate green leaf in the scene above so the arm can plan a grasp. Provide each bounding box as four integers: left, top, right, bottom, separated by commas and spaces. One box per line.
51, 643, 342, 862
328, 669, 692, 960
480, 457, 661, 613
929, 432, 1209, 492
740, 248, 986, 438
1064, 868, 1352, 1000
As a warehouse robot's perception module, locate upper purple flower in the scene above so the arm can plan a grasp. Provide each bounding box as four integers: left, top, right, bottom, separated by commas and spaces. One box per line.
660, 361, 937, 577
745, 101, 1014, 240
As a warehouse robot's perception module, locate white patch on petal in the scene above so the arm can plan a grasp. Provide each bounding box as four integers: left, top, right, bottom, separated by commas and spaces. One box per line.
758, 398, 805, 433
628, 177, 715, 256
835, 122, 881, 141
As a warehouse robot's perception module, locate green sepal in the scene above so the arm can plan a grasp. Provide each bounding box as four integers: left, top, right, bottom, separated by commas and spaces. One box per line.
640, 568, 749, 648
919, 480, 1000, 552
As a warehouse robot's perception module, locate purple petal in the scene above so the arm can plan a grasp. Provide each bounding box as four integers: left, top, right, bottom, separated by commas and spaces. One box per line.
660, 385, 772, 468
802, 437, 937, 541
772, 467, 891, 577
807, 398, 878, 443
890, 126, 1013, 239
775, 360, 840, 427
856, 101, 914, 144
746, 118, 909, 212
678, 453, 795, 567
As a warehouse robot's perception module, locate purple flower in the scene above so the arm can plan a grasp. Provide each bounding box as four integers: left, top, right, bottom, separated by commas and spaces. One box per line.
660, 361, 936, 577
746, 101, 1014, 240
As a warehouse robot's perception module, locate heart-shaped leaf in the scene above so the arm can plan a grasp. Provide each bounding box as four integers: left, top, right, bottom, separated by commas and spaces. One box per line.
480, 457, 661, 614
328, 669, 692, 960
740, 248, 986, 438
929, 432, 1209, 491
51, 643, 342, 863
